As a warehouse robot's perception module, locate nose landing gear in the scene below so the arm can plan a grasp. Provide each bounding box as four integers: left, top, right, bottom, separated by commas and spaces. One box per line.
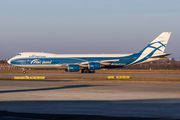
22, 68, 26, 74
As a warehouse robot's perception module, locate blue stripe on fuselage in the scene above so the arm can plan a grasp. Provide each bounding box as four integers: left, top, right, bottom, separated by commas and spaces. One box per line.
10, 53, 140, 67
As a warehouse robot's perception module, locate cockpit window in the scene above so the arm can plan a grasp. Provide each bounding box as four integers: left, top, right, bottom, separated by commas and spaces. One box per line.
17, 54, 21, 56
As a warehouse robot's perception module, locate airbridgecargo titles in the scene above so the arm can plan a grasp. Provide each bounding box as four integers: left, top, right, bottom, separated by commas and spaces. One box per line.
8, 32, 172, 74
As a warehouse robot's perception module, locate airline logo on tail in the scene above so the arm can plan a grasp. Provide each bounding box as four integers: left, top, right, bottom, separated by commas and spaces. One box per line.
144, 40, 167, 54
129, 32, 171, 65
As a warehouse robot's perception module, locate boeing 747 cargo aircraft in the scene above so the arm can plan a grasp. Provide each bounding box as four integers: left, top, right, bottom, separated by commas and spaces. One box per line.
8, 32, 172, 73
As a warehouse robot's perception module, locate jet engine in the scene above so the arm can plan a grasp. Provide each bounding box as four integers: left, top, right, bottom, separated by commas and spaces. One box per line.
67, 65, 80, 72
88, 62, 100, 70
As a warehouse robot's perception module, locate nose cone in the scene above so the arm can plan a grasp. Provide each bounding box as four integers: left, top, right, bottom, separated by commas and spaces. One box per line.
7, 59, 11, 64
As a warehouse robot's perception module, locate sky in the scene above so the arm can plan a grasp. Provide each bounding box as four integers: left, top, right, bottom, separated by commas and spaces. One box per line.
0, 0, 180, 59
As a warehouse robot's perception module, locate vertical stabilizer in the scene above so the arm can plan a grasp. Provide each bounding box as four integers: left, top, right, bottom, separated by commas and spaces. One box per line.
129, 32, 171, 65
140, 32, 171, 55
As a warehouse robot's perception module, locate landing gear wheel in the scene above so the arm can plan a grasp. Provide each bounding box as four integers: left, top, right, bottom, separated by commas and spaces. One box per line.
81, 69, 95, 73
91, 70, 95, 73
89, 70, 95, 73
81, 69, 84, 73
22, 68, 26, 74
84, 69, 89, 73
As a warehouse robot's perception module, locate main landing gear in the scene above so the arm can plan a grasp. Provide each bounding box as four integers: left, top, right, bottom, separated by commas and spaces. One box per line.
81, 69, 95, 73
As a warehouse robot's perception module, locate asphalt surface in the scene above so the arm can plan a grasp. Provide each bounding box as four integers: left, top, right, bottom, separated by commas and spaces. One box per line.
0, 79, 180, 119
1, 73, 180, 77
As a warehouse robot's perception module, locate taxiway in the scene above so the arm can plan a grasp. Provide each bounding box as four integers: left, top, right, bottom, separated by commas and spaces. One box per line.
0, 79, 180, 119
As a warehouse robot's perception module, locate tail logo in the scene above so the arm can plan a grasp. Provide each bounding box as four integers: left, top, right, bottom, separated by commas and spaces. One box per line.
129, 39, 168, 66
146, 40, 166, 53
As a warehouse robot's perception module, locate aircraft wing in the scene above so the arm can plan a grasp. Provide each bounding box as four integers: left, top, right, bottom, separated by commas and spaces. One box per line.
80, 57, 134, 66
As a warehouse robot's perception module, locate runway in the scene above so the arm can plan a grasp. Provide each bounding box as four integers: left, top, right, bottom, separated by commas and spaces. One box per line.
1, 73, 180, 77
0, 79, 180, 119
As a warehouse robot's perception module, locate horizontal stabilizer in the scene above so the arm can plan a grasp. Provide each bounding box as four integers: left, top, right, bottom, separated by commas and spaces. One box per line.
146, 53, 172, 58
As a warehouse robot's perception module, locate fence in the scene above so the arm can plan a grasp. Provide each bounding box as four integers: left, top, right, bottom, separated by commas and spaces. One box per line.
0, 65, 21, 70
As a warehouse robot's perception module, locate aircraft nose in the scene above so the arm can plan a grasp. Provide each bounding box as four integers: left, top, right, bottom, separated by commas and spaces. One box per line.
7, 59, 11, 64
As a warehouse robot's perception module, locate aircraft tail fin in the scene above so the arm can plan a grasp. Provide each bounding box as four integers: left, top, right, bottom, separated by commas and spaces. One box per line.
126, 32, 172, 66
139, 32, 171, 56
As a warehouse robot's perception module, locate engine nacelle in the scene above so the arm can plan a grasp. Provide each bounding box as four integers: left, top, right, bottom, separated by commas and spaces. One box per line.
88, 62, 100, 70
67, 65, 80, 72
